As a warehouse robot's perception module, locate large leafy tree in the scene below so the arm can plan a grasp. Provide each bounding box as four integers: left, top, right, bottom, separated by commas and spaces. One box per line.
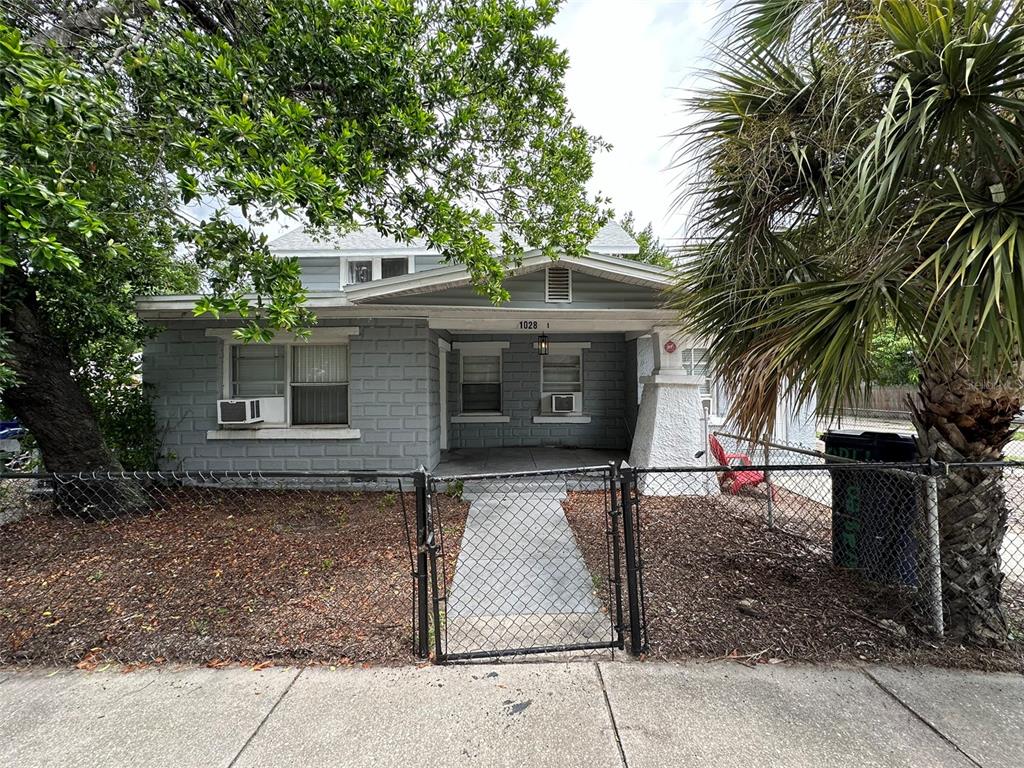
673, 0, 1024, 646
869, 326, 917, 387
0, 0, 605, 472
619, 211, 673, 268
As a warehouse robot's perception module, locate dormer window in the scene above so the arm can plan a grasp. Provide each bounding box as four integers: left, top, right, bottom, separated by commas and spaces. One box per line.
342, 256, 413, 285
382, 258, 409, 279
348, 260, 372, 284
545, 267, 572, 303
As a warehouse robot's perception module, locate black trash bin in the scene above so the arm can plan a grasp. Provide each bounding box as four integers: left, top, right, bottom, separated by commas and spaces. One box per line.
824, 430, 918, 586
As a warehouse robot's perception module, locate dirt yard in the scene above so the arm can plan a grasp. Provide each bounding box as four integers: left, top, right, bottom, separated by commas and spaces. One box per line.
0, 486, 467, 667
564, 490, 1024, 673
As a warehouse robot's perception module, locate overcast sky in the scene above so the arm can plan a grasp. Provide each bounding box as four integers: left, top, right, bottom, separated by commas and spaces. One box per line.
218, 1, 722, 244
552, 0, 721, 244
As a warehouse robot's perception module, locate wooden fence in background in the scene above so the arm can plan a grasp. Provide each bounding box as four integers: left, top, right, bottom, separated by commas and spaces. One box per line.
843, 386, 916, 415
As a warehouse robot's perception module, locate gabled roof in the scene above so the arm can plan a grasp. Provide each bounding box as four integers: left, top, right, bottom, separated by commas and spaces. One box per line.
344, 251, 671, 304
268, 220, 639, 256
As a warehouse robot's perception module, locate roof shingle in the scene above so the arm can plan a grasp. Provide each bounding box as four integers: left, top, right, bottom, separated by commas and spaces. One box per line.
268, 219, 638, 255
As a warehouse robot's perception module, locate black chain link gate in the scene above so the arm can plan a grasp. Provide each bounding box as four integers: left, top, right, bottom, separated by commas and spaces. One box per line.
415, 464, 644, 662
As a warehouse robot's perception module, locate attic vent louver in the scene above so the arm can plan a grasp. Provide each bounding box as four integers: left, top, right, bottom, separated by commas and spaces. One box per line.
545, 267, 572, 303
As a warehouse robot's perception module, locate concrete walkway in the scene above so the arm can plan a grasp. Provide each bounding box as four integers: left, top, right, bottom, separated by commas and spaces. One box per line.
2, 660, 1022, 767
445, 477, 611, 655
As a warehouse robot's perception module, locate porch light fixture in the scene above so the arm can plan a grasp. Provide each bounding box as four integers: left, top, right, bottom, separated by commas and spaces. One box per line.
536, 334, 550, 356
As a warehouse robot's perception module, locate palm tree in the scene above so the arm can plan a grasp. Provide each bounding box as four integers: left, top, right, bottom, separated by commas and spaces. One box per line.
673, 0, 1023, 646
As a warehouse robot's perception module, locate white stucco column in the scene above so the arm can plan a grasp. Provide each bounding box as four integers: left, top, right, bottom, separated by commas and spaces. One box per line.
628, 325, 718, 496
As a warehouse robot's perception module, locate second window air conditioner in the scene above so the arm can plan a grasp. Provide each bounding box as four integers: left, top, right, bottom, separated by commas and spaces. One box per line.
550, 393, 577, 414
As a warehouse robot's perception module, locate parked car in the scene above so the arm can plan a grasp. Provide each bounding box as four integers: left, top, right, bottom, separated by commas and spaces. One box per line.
0, 419, 32, 471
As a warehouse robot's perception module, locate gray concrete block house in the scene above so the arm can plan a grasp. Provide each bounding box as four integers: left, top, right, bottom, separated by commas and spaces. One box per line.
137, 222, 814, 474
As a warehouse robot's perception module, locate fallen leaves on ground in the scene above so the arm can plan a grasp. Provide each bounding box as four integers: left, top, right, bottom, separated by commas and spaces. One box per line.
1, 488, 467, 667
563, 490, 1024, 673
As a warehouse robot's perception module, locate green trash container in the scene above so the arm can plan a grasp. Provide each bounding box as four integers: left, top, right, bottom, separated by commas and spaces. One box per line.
824, 430, 918, 586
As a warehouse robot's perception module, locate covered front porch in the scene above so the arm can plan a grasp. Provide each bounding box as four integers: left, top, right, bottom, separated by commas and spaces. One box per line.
436, 330, 635, 456
434, 446, 627, 476
428, 321, 717, 475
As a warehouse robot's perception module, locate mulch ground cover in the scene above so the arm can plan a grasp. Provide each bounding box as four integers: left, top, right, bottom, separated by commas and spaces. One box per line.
0, 487, 467, 667
564, 489, 1024, 673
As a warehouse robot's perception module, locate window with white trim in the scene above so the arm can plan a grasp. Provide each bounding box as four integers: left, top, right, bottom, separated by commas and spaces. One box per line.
541, 352, 582, 412
231, 345, 285, 397
228, 342, 350, 426
342, 256, 414, 285
461, 354, 502, 413
538, 342, 587, 415
290, 345, 349, 425
348, 260, 372, 284
381, 257, 409, 279
681, 347, 715, 414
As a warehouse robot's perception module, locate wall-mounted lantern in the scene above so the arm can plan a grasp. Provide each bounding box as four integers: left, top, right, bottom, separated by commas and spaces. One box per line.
536, 334, 550, 355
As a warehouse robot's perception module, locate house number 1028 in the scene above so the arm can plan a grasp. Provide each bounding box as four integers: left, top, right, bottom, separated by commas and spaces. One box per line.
519, 320, 539, 330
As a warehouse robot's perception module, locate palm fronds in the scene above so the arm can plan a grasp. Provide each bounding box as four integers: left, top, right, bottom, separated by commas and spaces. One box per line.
674, 0, 1024, 437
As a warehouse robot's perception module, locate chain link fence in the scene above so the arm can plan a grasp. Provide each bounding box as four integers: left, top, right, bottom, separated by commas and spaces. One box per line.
631, 434, 1024, 665
714, 432, 1024, 635
429, 468, 620, 660
821, 407, 920, 435
632, 464, 933, 658
0, 470, 449, 667
3, 456, 1022, 669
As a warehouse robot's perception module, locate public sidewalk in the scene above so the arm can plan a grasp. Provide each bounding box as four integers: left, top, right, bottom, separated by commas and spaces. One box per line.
1, 659, 1021, 768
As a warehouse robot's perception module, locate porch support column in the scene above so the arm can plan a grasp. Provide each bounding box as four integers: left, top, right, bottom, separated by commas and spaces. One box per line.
628, 325, 718, 496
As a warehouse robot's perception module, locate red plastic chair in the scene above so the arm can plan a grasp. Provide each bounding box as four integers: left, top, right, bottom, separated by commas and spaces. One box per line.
708, 435, 776, 498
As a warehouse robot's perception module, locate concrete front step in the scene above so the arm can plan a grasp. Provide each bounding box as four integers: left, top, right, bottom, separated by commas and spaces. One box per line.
459, 477, 605, 500
462, 499, 569, 512
462, 482, 569, 501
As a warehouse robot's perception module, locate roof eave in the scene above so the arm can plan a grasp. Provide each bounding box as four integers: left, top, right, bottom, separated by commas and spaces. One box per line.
135, 291, 352, 317
274, 247, 433, 258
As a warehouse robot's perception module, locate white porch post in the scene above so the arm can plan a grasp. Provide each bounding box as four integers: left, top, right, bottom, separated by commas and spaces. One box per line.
629, 325, 718, 496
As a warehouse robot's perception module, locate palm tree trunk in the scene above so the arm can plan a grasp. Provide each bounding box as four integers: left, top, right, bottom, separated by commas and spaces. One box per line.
912, 362, 1021, 647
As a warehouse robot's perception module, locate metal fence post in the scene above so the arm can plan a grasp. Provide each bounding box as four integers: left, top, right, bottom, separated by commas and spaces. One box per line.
427, 526, 444, 663
608, 462, 625, 651
763, 442, 774, 529
924, 470, 945, 638
414, 467, 430, 658
619, 463, 644, 656
700, 409, 709, 466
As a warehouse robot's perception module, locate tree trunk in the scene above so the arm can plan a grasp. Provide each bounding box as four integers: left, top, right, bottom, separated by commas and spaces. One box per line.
1, 284, 148, 516
2, 293, 121, 473
912, 362, 1021, 647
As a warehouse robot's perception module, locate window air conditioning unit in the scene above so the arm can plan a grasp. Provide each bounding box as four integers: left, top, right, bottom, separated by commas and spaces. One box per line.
217, 399, 264, 425
550, 393, 577, 414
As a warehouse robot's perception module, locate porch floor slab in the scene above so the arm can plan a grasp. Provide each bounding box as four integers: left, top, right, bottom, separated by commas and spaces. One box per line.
435, 446, 626, 476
